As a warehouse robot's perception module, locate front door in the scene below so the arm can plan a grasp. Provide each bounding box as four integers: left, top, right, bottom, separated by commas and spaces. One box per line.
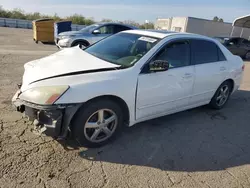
136, 40, 195, 120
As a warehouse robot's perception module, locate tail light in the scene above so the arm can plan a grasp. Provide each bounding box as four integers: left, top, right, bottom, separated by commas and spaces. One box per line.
242, 64, 245, 71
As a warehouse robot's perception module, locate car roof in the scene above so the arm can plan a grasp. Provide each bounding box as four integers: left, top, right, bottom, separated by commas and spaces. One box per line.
146, 29, 177, 35
122, 29, 212, 40
97, 22, 138, 29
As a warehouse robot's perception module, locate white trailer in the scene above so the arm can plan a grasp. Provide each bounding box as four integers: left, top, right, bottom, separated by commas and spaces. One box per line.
155, 17, 250, 39
232, 15, 250, 40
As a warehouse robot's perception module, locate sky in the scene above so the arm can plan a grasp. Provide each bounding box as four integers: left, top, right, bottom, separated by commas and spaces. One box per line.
0, 0, 250, 23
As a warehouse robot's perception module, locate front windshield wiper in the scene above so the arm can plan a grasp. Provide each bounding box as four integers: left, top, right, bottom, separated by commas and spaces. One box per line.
117, 65, 131, 69
86, 52, 132, 69
88, 52, 119, 65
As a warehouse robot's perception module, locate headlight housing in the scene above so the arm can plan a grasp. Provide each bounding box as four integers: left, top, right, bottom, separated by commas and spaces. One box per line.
59, 35, 76, 39
19, 86, 69, 105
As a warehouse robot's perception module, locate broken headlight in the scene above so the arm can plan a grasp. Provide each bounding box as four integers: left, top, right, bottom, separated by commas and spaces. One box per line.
19, 85, 69, 105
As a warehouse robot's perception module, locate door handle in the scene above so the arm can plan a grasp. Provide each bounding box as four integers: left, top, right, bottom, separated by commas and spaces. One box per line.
183, 73, 193, 79
220, 67, 226, 71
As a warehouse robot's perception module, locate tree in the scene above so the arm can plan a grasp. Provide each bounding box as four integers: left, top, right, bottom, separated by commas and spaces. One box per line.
139, 22, 154, 29
0, 5, 153, 27
121, 20, 140, 28
0, 5, 5, 17
52, 13, 60, 21
66, 14, 95, 25
84, 18, 95, 25
213, 16, 224, 23
101, 18, 113, 22
66, 14, 86, 25
218, 18, 224, 22
26, 12, 42, 20
9, 8, 25, 19
0, 6, 8, 17
213, 16, 219, 22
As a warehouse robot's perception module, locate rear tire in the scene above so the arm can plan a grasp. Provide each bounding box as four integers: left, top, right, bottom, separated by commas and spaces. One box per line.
71, 99, 123, 148
209, 81, 232, 109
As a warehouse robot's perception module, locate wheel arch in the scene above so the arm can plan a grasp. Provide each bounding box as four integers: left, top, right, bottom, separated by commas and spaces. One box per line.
69, 95, 130, 128
209, 78, 235, 109
224, 78, 235, 92
71, 39, 90, 47
210, 78, 235, 102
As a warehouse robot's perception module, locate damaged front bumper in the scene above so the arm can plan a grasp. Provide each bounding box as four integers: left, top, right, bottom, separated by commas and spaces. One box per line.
12, 90, 81, 138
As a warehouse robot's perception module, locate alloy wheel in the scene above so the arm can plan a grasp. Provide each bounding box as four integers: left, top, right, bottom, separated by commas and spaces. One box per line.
84, 109, 118, 143
216, 85, 230, 107
78, 43, 86, 49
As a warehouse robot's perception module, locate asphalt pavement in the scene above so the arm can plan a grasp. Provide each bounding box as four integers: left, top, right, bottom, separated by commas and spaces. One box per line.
0, 27, 250, 188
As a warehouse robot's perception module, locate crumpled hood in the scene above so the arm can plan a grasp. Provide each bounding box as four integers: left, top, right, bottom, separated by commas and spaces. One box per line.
22, 47, 119, 89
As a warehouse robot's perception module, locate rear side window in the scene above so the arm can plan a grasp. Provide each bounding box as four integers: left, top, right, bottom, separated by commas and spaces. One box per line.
114, 25, 132, 33
218, 47, 226, 61
191, 39, 219, 65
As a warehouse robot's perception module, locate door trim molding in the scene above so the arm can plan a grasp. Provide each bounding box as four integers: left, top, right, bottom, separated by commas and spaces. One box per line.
137, 95, 191, 110
135, 100, 210, 123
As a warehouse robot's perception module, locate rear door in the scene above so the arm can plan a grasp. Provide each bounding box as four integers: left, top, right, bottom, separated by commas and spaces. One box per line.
189, 39, 228, 105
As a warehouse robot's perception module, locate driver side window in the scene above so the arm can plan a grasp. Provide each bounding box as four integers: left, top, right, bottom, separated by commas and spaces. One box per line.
98, 25, 115, 34
153, 40, 190, 69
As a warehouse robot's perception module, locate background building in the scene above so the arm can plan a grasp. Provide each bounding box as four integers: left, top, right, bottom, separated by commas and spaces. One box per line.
155, 17, 250, 39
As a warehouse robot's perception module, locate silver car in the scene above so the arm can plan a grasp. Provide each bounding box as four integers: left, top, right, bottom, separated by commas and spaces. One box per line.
56, 22, 137, 49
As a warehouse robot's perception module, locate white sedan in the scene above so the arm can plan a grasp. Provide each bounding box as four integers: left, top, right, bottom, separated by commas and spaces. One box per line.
12, 30, 244, 147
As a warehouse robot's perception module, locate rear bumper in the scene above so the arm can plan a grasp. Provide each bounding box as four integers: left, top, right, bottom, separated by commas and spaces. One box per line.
12, 90, 81, 138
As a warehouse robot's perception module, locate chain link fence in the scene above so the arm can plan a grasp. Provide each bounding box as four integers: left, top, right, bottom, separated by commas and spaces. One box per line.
0, 17, 86, 31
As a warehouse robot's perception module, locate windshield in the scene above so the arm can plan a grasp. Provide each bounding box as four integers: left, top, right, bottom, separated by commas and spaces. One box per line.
85, 33, 160, 67
80, 24, 99, 33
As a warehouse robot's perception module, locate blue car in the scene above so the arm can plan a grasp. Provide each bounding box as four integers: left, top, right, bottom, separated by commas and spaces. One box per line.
56, 22, 137, 49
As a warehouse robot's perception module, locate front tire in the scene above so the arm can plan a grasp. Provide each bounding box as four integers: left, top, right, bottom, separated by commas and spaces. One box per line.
71, 100, 123, 148
209, 81, 232, 109
72, 41, 88, 49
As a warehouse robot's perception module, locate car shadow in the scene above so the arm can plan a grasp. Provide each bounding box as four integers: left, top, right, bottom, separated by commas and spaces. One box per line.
70, 90, 250, 172
41, 41, 56, 45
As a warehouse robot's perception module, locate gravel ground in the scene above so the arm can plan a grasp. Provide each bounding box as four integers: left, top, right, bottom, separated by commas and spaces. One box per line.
0, 27, 250, 188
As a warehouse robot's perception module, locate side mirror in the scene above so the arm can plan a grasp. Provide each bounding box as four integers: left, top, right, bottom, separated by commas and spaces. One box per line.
149, 60, 169, 72
92, 29, 101, 34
